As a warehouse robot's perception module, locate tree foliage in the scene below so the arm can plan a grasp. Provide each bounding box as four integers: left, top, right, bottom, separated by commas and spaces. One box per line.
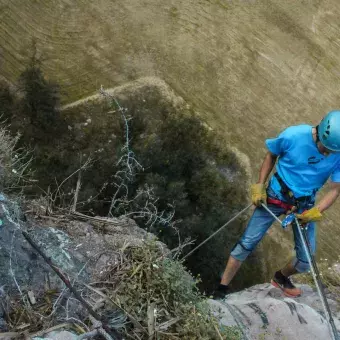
110, 110, 249, 292
3, 69, 252, 292
19, 59, 64, 141
0, 82, 14, 122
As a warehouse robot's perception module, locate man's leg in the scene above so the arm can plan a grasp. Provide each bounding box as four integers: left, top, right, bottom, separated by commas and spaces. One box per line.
291, 221, 316, 273
273, 221, 316, 297
220, 256, 242, 286
280, 261, 298, 277
219, 204, 284, 290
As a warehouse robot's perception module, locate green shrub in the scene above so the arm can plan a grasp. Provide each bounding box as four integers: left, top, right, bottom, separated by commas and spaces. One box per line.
19, 60, 66, 140
0, 81, 14, 122
6, 78, 253, 293
0, 126, 32, 192
108, 241, 242, 339
126, 112, 248, 292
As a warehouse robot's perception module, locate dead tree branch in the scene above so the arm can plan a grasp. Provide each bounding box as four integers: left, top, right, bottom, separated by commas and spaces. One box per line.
99, 87, 175, 230
22, 231, 120, 339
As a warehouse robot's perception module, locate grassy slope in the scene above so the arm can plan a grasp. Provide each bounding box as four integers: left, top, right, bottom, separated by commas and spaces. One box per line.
1, 0, 340, 276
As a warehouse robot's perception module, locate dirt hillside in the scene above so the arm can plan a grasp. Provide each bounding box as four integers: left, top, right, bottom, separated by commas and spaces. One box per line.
1, 0, 340, 269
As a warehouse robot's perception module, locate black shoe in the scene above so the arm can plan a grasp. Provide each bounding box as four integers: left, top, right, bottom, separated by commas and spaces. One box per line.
213, 284, 230, 300
271, 271, 301, 297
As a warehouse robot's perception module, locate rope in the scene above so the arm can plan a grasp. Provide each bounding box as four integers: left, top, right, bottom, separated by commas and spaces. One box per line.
260, 203, 283, 224
181, 203, 253, 261
261, 203, 339, 340
296, 219, 339, 340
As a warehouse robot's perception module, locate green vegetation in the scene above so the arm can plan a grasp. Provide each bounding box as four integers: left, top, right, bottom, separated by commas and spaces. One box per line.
5, 239, 242, 339
127, 110, 248, 292
295, 257, 340, 305
1, 65, 259, 293
106, 240, 242, 339
0, 81, 15, 122
0, 125, 32, 192
0, 61, 70, 188
0, 82, 33, 192
18, 57, 64, 140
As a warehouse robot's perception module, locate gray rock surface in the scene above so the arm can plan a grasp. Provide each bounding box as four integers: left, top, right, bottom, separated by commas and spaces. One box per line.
210, 283, 340, 340
0, 194, 162, 333
0, 195, 160, 297
33, 330, 78, 340
0, 201, 88, 296
4, 192, 340, 340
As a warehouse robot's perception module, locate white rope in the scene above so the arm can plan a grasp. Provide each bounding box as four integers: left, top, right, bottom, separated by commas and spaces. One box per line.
295, 218, 339, 340
181, 203, 253, 261
261, 203, 339, 340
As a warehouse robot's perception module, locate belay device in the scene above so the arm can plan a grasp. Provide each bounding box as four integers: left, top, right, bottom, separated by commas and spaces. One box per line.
281, 213, 295, 229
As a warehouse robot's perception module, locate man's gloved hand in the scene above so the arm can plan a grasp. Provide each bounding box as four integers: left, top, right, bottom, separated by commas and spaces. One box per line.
296, 207, 322, 223
251, 183, 267, 207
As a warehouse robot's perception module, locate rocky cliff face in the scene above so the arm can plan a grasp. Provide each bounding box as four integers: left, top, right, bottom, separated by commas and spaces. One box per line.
0, 194, 161, 335
210, 283, 340, 340
1, 192, 340, 340
2, 0, 340, 280
1, 200, 158, 294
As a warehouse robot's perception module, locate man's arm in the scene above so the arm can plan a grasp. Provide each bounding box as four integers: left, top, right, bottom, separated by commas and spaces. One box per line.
258, 151, 278, 184
316, 181, 340, 213
251, 152, 278, 206
297, 181, 340, 223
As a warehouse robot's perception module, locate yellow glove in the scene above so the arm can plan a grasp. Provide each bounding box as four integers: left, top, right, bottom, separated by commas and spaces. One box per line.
251, 183, 267, 207
296, 207, 322, 223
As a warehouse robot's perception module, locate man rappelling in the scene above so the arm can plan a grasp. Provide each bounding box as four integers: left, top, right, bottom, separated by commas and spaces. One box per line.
216, 110, 340, 298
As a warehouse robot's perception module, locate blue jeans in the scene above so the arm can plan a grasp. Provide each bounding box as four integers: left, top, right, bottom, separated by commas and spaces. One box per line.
230, 188, 316, 273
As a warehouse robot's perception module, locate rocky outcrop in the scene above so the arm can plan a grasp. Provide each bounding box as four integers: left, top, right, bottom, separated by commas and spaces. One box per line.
0, 199, 158, 296
2, 191, 340, 339
210, 283, 340, 340
33, 330, 77, 340
0, 194, 162, 334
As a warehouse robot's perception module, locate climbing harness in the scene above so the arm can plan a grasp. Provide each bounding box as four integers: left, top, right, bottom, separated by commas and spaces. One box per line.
267, 197, 294, 212
261, 203, 340, 340
274, 172, 317, 207
182, 173, 314, 262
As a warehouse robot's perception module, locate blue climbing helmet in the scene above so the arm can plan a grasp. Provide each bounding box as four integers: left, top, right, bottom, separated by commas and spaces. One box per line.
318, 110, 340, 152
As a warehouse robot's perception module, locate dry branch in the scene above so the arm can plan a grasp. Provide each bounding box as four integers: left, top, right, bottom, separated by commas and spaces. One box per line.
21, 231, 120, 339
147, 302, 155, 339
72, 168, 82, 212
